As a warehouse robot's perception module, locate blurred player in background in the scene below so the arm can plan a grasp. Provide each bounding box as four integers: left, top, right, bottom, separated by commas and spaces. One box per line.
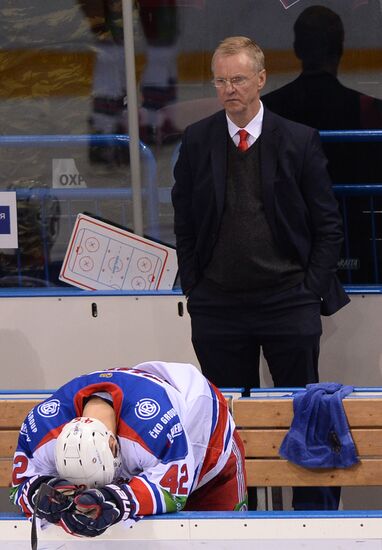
137, 0, 181, 145
79, 0, 180, 163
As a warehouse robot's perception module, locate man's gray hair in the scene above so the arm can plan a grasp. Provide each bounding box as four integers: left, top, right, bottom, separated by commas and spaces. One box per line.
212, 36, 265, 73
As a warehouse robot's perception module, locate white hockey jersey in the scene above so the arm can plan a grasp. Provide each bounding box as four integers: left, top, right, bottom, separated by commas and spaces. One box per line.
11, 361, 235, 520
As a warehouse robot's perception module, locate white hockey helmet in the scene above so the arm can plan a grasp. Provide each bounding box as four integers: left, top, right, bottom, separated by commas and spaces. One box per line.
55, 417, 121, 488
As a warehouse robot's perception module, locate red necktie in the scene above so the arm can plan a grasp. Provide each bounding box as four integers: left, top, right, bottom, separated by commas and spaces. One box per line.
238, 129, 249, 152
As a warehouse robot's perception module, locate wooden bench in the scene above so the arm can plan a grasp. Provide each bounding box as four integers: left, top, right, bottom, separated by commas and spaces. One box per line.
0, 395, 47, 488
232, 391, 382, 495
2, 390, 382, 504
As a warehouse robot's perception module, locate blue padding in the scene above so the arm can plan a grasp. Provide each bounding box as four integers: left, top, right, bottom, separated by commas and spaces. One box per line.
0, 513, 26, 521
320, 130, 382, 142
248, 388, 382, 398
334, 184, 382, 196
2, 510, 382, 521
219, 387, 245, 393
0, 286, 381, 297
344, 285, 382, 294
140, 510, 382, 520
1, 130, 381, 146
0, 288, 184, 298
353, 387, 382, 392
0, 134, 140, 148
0, 390, 54, 396
250, 387, 305, 393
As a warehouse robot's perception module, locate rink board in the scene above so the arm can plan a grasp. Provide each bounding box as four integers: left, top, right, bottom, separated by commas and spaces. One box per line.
1, 512, 382, 549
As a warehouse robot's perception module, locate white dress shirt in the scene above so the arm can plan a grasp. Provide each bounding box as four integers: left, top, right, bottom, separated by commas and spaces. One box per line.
226, 101, 264, 148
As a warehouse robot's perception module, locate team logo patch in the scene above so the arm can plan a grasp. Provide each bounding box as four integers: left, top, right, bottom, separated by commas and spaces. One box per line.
99, 373, 113, 378
135, 398, 160, 420
20, 422, 31, 441
37, 399, 61, 418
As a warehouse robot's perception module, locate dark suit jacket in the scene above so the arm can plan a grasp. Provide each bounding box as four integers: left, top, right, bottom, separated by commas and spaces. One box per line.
262, 72, 382, 185
171, 107, 349, 316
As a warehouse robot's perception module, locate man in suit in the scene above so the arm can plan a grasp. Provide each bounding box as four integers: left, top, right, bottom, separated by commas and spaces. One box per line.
171, 36, 349, 510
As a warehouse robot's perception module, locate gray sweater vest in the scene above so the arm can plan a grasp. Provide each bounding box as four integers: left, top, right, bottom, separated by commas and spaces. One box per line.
204, 135, 303, 294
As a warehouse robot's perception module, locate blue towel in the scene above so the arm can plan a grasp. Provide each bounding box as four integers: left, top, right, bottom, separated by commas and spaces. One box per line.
279, 382, 359, 468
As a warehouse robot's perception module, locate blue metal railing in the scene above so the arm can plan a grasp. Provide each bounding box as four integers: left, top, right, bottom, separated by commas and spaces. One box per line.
0, 134, 165, 287
333, 184, 382, 285
1, 130, 382, 291
11, 187, 158, 287
0, 134, 159, 233
320, 130, 382, 142
318, 130, 382, 286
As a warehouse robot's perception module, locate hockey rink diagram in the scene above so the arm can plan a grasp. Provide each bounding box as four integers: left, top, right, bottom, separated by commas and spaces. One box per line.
2, 512, 382, 549
59, 214, 178, 291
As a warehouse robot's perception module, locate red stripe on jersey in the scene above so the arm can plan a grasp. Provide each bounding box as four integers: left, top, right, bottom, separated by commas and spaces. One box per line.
184, 430, 247, 511
198, 383, 229, 482
73, 382, 124, 420
118, 419, 153, 455
34, 382, 124, 451
128, 477, 155, 515
127, 369, 165, 384
20, 496, 32, 517
35, 425, 64, 450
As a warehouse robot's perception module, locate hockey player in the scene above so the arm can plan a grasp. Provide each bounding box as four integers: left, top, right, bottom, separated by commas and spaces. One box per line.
11, 361, 247, 537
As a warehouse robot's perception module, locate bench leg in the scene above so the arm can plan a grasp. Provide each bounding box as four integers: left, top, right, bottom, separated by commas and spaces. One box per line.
248, 487, 285, 511
271, 487, 284, 510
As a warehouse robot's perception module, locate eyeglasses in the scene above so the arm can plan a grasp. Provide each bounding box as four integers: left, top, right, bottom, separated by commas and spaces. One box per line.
211, 74, 256, 88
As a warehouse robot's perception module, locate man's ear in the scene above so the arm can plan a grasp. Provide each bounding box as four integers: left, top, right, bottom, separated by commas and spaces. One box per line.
258, 69, 266, 91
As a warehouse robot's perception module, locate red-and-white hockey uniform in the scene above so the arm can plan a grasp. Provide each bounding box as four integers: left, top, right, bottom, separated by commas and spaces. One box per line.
11, 361, 247, 523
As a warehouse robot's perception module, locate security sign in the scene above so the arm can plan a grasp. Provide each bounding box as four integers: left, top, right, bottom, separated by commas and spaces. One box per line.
0, 191, 18, 248
52, 158, 87, 188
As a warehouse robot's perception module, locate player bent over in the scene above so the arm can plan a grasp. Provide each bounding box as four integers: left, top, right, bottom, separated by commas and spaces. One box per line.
11, 361, 247, 537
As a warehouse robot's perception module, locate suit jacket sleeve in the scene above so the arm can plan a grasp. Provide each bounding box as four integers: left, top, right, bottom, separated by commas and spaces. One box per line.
299, 128, 344, 298
171, 129, 198, 295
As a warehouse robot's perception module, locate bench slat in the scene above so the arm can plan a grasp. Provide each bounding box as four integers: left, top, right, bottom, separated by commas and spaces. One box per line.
240, 428, 382, 457
2, 458, 382, 490
0, 400, 42, 428
233, 398, 382, 428
0, 460, 12, 488
246, 458, 382, 486
0, 431, 20, 456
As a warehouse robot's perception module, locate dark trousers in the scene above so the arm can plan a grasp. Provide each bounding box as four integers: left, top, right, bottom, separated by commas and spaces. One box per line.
187, 278, 340, 511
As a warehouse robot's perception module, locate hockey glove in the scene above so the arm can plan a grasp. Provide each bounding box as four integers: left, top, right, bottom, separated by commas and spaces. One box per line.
60, 484, 132, 537
35, 478, 78, 524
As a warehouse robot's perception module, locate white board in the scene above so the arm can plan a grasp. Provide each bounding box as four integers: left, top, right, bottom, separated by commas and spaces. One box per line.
59, 214, 178, 291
